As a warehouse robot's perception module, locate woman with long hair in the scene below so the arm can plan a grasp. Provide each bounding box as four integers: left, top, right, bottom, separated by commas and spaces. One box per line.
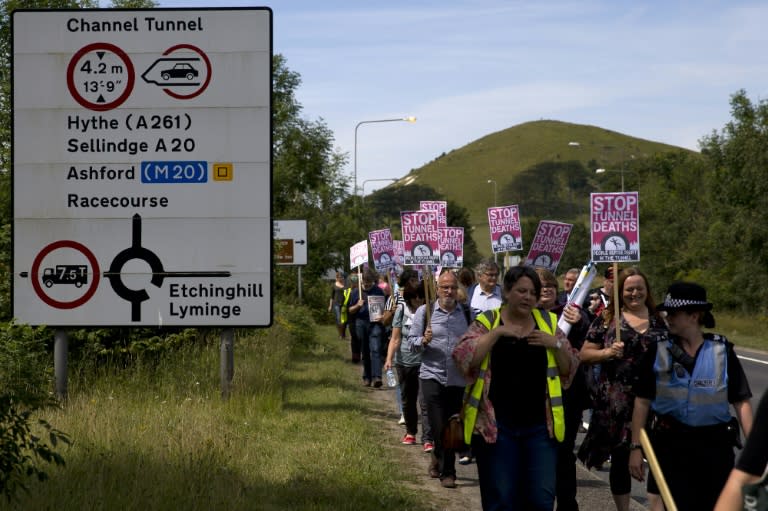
578, 267, 667, 511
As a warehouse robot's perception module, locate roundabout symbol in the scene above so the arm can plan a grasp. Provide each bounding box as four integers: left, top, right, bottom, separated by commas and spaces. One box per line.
31, 240, 100, 309
106, 214, 232, 322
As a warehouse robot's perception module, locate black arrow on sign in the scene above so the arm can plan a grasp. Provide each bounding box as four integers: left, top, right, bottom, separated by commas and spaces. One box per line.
295, 240, 306, 245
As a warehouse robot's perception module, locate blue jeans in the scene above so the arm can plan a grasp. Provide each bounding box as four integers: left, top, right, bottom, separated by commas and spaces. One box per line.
357, 320, 383, 381
474, 422, 558, 511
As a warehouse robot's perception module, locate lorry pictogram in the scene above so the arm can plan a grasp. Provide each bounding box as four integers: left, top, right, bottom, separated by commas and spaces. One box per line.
42, 264, 88, 288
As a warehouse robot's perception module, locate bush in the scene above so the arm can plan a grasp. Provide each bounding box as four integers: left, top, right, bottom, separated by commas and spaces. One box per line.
0, 322, 52, 409
0, 396, 70, 502
273, 302, 317, 349
0, 321, 69, 502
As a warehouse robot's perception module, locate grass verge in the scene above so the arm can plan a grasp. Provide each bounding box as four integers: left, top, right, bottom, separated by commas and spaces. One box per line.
2, 323, 431, 511
713, 312, 768, 352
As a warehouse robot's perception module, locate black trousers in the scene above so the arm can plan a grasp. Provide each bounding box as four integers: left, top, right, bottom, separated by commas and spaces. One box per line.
396, 364, 421, 436
555, 394, 583, 511
420, 378, 464, 478
647, 425, 734, 511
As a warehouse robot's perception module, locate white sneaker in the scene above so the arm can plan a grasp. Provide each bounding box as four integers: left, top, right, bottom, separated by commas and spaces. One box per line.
398, 414, 406, 425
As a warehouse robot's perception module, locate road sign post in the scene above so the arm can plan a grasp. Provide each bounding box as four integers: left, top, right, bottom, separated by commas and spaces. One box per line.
13, 8, 272, 401
273, 220, 308, 302
12, 8, 272, 327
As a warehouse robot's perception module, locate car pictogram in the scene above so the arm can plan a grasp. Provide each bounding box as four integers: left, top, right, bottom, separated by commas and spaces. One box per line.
161, 63, 198, 81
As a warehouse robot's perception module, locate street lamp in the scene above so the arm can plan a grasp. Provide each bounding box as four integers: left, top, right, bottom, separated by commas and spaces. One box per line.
361, 178, 398, 203
487, 179, 498, 263
487, 179, 497, 206
595, 168, 626, 192
353, 116, 417, 196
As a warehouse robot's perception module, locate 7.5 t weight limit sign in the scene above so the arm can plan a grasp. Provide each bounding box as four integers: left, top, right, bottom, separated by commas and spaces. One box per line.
67, 42, 135, 111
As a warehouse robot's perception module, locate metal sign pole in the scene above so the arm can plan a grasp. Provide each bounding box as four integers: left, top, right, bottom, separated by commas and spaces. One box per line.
220, 328, 234, 399
298, 266, 303, 304
54, 329, 68, 401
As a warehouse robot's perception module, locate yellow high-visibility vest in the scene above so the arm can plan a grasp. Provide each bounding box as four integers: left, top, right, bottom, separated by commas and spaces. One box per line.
463, 307, 564, 443
340, 288, 352, 324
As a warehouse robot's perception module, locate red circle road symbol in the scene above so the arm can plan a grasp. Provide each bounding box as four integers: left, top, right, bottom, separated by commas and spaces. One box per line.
67, 42, 135, 111
161, 44, 212, 100
30, 241, 100, 310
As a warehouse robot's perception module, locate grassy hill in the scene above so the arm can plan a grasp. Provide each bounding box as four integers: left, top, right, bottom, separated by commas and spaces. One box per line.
380, 119, 695, 257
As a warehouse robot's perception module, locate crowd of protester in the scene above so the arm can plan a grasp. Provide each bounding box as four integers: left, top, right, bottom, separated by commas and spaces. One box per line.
330, 261, 766, 511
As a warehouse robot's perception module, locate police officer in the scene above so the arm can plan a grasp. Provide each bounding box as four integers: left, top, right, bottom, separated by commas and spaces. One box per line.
629, 282, 754, 511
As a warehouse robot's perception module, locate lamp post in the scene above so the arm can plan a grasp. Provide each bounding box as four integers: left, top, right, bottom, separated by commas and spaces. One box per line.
487, 179, 497, 206
487, 179, 498, 262
595, 168, 626, 192
361, 178, 398, 203
353, 116, 416, 196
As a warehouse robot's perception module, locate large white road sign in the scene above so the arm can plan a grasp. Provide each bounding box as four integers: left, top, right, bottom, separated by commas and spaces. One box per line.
12, 8, 273, 326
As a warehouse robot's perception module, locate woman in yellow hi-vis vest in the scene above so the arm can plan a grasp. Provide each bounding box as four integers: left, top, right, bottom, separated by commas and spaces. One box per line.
453, 266, 579, 511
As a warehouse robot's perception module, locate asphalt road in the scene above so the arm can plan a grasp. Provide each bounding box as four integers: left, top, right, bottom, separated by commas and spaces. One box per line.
738, 347, 768, 409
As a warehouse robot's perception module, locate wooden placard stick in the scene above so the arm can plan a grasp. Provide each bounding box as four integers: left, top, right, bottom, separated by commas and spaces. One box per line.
640, 428, 678, 511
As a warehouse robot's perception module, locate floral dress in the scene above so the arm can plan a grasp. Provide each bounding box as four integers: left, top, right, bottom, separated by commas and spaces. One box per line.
577, 313, 668, 468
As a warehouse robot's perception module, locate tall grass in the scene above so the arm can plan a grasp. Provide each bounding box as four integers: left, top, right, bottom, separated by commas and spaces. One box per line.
713, 312, 768, 351
3, 317, 429, 511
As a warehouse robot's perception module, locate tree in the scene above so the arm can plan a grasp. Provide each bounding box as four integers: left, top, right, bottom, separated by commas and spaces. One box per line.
634, 151, 710, 295
271, 54, 358, 286
696, 90, 768, 310
503, 160, 594, 218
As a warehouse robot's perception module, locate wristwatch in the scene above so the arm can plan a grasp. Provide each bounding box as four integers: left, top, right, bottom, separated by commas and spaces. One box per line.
629, 442, 642, 450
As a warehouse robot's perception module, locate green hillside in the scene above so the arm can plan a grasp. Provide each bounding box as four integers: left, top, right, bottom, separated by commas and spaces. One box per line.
382, 119, 695, 257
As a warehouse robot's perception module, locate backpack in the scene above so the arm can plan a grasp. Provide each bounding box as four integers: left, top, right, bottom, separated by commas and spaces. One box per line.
379, 293, 400, 327
422, 300, 471, 334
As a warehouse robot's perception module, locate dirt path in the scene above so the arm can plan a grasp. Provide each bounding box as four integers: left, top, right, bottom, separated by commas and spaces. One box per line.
362, 382, 482, 511
360, 377, 648, 511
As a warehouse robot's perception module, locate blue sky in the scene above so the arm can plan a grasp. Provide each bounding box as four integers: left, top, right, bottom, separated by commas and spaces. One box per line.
153, 1, 768, 193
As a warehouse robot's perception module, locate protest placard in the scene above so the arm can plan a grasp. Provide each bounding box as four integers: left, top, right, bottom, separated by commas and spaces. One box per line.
350, 239, 369, 269
369, 228, 395, 273
439, 226, 464, 268
401, 210, 440, 265
590, 192, 640, 262
420, 200, 447, 229
488, 205, 523, 253
524, 220, 573, 272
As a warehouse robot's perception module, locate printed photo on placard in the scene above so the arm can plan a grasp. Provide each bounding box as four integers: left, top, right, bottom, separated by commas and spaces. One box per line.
368, 295, 386, 322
